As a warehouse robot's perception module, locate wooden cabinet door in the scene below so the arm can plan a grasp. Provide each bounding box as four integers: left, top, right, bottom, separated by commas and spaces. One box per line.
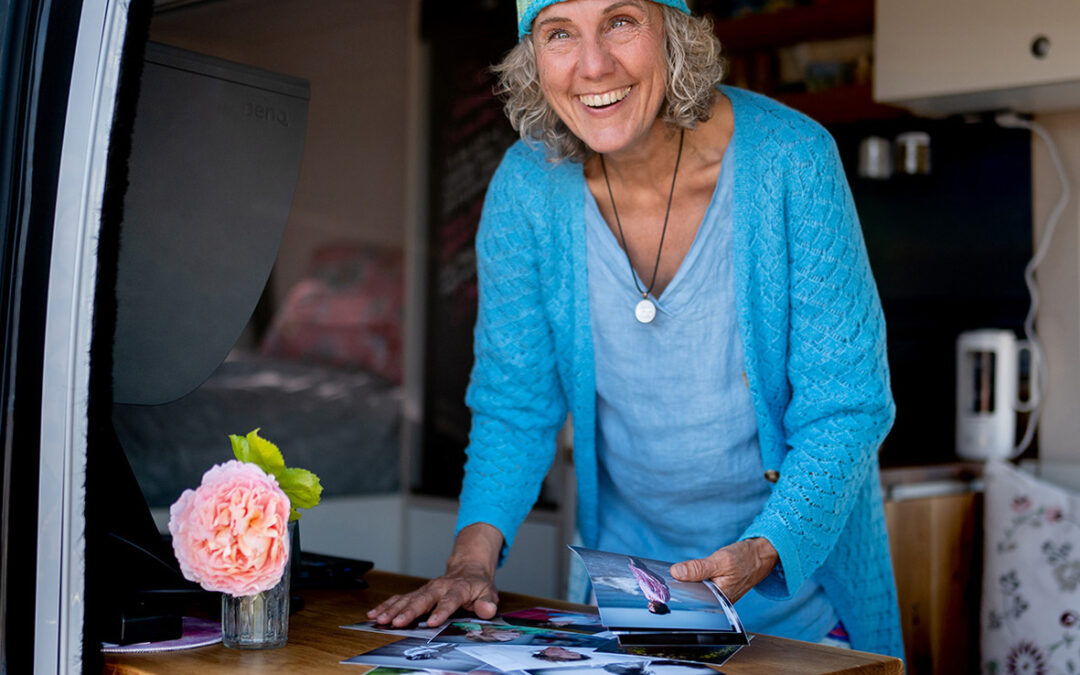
884, 492, 982, 674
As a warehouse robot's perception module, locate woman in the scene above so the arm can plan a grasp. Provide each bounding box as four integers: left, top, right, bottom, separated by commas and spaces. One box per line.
627, 556, 671, 615
371, 0, 902, 658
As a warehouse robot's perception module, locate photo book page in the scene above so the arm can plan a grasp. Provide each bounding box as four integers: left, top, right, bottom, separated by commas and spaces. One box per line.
569, 546, 748, 648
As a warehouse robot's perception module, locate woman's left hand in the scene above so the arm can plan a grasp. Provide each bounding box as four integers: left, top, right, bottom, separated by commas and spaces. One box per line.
669, 537, 779, 603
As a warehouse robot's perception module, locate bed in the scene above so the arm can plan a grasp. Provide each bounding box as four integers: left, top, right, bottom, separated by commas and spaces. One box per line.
113, 243, 405, 511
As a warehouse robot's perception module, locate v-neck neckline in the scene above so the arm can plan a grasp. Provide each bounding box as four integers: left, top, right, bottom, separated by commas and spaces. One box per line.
585, 140, 733, 314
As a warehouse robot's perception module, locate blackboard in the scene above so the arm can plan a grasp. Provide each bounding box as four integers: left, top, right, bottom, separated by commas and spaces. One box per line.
420, 1, 518, 497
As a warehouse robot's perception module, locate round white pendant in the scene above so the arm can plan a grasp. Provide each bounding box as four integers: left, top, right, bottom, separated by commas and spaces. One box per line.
634, 298, 657, 324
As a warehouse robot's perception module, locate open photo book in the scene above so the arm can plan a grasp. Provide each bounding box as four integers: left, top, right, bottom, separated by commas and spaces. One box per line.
569, 546, 749, 648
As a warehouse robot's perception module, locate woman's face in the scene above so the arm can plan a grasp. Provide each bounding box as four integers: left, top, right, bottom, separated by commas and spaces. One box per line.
532, 0, 667, 158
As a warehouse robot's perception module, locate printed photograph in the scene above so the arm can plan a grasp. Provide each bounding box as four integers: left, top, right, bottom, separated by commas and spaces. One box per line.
341, 637, 488, 673
341, 619, 448, 641
502, 607, 608, 635
346, 668, 441, 675
594, 642, 745, 668
525, 659, 720, 675
570, 547, 742, 634
349, 667, 508, 675
435, 620, 612, 648
457, 644, 648, 672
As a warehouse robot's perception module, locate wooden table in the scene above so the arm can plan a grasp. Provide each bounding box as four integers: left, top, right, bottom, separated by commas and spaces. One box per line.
104, 571, 904, 674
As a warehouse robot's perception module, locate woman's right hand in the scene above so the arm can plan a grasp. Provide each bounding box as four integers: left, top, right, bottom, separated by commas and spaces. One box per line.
366, 522, 503, 628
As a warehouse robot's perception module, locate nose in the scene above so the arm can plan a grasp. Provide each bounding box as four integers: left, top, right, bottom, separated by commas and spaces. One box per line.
578, 34, 615, 80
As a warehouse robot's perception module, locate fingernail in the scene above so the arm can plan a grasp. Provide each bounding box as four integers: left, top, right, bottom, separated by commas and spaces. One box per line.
672, 564, 686, 578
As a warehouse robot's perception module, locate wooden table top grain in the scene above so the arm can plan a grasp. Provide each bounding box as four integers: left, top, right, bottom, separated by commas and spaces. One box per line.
103, 571, 903, 675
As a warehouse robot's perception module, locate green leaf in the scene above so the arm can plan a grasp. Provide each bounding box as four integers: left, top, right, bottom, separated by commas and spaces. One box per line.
277, 467, 322, 511
229, 433, 252, 463
242, 428, 286, 476
229, 429, 322, 520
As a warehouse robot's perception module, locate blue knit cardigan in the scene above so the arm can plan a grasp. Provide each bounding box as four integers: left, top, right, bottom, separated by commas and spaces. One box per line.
456, 86, 903, 658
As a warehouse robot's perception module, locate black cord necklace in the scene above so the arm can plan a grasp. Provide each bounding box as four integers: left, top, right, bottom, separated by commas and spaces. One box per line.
601, 128, 685, 324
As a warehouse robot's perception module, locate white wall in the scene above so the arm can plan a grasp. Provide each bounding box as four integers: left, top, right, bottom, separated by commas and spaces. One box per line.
405, 499, 564, 599
1032, 112, 1080, 460
150, 0, 413, 310
152, 494, 406, 572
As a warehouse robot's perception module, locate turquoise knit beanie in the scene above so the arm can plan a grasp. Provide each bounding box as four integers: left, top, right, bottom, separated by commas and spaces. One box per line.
517, 0, 691, 38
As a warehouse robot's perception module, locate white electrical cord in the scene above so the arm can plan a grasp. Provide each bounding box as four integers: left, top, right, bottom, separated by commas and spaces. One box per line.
994, 113, 1072, 456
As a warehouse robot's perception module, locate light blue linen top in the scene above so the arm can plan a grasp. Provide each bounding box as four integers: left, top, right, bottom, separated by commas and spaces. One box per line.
585, 151, 838, 642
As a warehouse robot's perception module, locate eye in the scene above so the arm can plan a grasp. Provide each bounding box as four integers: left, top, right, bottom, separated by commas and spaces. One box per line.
610, 15, 635, 29
546, 28, 571, 41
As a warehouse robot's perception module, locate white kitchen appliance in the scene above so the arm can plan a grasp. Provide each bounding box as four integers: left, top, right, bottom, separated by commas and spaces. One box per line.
956, 329, 1034, 460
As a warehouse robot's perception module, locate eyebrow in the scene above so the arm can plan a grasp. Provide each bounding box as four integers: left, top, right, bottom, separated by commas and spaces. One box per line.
603, 0, 649, 13
534, 0, 649, 32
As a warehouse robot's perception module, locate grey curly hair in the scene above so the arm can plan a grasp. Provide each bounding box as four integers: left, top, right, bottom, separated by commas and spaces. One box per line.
493, 5, 725, 163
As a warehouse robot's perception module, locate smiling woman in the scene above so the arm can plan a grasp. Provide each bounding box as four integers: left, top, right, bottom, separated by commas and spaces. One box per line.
496, 0, 721, 162
370, 0, 904, 661
531, 0, 668, 159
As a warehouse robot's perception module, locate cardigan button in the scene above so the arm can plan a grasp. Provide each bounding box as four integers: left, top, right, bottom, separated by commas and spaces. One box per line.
764, 469, 780, 483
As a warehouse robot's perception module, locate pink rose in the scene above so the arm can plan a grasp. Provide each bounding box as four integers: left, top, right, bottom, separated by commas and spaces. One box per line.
168, 460, 291, 597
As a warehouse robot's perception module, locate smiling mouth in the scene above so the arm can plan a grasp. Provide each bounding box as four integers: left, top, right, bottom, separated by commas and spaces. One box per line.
579, 86, 632, 109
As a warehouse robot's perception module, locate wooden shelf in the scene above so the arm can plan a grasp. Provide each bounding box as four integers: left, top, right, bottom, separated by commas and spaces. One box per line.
775, 83, 907, 125
709, 0, 900, 126
712, 0, 874, 52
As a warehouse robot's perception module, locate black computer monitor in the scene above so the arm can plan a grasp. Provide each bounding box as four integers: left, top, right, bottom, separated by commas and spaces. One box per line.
86, 41, 310, 645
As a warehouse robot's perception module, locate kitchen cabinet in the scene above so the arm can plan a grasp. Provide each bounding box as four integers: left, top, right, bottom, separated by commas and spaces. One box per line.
874, 0, 1080, 115
710, 0, 904, 125
883, 466, 983, 674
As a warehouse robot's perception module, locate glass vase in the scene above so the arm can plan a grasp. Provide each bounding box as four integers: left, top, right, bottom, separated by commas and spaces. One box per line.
221, 522, 296, 649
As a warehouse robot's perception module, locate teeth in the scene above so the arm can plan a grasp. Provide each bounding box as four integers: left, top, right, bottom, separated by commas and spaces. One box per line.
580, 86, 631, 108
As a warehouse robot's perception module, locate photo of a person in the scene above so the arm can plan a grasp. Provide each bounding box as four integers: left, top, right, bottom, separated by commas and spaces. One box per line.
532, 646, 592, 663
465, 624, 525, 643
627, 557, 670, 615
457, 644, 638, 672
